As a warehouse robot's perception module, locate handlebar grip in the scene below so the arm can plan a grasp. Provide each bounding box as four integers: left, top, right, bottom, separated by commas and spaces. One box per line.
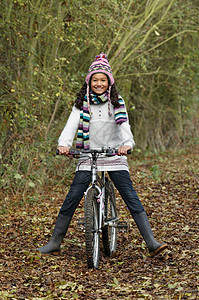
127, 149, 131, 155
56, 149, 59, 155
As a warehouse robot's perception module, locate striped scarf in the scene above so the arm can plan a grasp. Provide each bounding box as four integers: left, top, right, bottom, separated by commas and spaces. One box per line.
76, 92, 127, 150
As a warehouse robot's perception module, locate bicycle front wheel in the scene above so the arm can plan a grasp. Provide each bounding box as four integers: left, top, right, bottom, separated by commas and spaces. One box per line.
85, 187, 100, 269
102, 180, 118, 256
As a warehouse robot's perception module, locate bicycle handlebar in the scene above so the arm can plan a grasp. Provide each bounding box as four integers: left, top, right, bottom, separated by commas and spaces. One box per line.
56, 148, 131, 156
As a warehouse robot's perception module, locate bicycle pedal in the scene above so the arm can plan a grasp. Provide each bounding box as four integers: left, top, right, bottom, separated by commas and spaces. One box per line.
117, 221, 130, 231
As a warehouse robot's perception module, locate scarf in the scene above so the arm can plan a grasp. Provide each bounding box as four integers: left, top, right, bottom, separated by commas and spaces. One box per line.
76, 91, 127, 150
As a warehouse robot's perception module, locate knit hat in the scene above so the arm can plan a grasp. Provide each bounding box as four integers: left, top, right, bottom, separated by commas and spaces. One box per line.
86, 53, 114, 85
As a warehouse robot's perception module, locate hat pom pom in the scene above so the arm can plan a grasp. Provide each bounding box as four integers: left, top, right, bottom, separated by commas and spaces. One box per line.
95, 53, 108, 61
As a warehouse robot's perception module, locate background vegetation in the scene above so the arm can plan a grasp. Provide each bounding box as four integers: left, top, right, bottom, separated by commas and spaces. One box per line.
0, 2, 198, 298
0, 0, 199, 194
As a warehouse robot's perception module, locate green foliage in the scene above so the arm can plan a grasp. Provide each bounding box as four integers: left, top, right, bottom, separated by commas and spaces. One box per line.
0, 0, 199, 193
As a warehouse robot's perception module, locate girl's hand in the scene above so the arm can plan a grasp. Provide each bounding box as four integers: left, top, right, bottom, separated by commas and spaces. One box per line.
58, 146, 70, 156
118, 145, 131, 156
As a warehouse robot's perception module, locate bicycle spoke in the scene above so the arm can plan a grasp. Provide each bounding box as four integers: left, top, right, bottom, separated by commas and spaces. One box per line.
102, 180, 118, 257
85, 188, 100, 269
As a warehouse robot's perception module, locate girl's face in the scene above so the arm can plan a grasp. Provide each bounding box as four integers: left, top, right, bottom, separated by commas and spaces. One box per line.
91, 73, 109, 94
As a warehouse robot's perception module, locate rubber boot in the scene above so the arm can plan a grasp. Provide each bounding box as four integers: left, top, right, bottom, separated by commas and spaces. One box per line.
133, 211, 168, 257
36, 214, 72, 254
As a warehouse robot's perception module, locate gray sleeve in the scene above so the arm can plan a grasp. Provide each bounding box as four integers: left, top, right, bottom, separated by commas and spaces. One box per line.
118, 121, 135, 148
117, 99, 135, 148
58, 105, 80, 148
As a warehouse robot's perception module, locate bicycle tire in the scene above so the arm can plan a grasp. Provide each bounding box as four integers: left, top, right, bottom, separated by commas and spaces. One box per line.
85, 187, 100, 269
102, 180, 118, 256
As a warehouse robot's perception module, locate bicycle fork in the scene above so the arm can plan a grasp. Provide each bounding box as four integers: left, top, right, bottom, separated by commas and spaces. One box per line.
90, 160, 105, 233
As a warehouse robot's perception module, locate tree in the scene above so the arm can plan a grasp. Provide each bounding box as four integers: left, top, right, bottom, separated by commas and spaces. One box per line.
0, 0, 198, 192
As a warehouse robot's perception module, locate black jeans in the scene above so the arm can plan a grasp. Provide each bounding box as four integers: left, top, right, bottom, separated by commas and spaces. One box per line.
59, 170, 144, 218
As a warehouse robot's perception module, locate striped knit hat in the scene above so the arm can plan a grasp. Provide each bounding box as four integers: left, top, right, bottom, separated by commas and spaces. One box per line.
86, 53, 114, 85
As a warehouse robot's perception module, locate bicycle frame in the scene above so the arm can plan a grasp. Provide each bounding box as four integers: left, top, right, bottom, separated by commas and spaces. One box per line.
57, 147, 129, 230
56, 147, 130, 268
85, 151, 106, 233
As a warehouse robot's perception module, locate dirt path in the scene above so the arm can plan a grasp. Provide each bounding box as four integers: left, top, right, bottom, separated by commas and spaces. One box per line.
0, 146, 198, 299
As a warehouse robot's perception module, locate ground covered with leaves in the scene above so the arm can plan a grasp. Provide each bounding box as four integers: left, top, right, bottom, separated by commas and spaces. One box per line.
0, 146, 198, 299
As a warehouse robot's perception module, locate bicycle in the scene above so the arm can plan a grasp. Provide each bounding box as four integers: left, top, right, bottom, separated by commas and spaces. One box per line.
57, 147, 130, 269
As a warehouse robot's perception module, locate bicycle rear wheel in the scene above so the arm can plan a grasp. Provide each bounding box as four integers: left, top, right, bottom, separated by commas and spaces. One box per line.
102, 180, 118, 256
85, 187, 100, 269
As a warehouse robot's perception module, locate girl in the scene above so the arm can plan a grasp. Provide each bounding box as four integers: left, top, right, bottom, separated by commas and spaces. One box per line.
37, 53, 168, 257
